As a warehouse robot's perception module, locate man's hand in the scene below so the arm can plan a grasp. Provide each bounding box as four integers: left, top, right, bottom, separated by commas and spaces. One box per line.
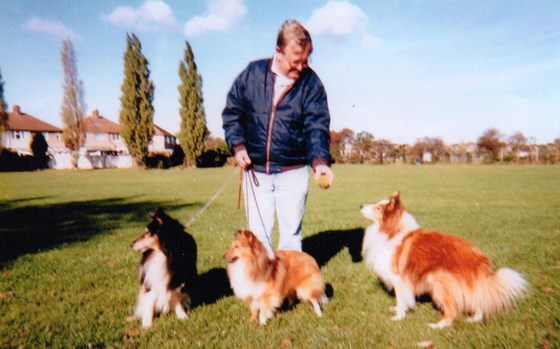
314, 164, 333, 187
234, 148, 252, 169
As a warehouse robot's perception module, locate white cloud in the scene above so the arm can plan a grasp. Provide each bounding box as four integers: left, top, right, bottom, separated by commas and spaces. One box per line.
360, 33, 382, 48
102, 0, 179, 32
23, 17, 80, 41
184, 0, 247, 37
307, 0, 368, 38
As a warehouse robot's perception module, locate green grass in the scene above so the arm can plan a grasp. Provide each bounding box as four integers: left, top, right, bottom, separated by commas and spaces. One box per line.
1, 165, 559, 348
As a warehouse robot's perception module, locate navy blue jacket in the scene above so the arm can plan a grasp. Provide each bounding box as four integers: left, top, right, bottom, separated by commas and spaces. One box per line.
222, 58, 332, 174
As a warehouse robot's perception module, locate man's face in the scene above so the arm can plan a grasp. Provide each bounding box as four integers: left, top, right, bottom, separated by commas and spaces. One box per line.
277, 40, 311, 80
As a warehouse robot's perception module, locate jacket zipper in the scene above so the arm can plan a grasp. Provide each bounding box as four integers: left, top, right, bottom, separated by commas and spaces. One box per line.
266, 81, 294, 174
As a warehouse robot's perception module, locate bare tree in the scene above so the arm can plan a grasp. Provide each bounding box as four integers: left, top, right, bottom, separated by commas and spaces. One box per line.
477, 128, 505, 163
409, 137, 447, 163
373, 139, 393, 164
352, 131, 375, 164
508, 131, 528, 162
60, 39, 86, 169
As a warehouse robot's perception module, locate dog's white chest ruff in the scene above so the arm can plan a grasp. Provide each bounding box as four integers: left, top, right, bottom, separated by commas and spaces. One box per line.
143, 251, 170, 289
139, 251, 172, 313
362, 214, 418, 290
362, 225, 400, 290
228, 260, 266, 300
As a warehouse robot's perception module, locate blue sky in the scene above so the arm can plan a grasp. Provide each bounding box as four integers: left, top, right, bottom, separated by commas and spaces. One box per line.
1, 0, 559, 144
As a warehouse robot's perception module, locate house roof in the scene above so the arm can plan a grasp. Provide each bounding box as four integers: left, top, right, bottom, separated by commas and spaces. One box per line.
85, 109, 174, 138
83, 109, 121, 133
7, 105, 62, 132
154, 124, 174, 137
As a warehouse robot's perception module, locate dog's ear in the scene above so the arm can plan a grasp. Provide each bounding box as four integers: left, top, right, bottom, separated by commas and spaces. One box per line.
242, 230, 256, 244
150, 208, 161, 218
150, 208, 166, 225
388, 191, 401, 211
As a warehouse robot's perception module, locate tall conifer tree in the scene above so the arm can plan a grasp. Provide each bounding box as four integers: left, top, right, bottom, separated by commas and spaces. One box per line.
119, 34, 154, 167
178, 41, 208, 167
60, 39, 86, 169
0, 68, 8, 149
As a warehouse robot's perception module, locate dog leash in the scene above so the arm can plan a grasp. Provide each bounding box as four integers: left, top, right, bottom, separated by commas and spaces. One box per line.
238, 166, 273, 248
185, 167, 237, 228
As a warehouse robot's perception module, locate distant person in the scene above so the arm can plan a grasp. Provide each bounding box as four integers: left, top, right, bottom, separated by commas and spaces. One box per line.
222, 19, 333, 254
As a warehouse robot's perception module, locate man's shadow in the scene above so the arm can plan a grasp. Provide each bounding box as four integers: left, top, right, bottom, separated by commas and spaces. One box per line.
302, 228, 364, 267
191, 268, 233, 308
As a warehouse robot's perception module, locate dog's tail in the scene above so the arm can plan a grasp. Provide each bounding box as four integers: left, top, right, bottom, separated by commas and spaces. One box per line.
469, 268, 528, 318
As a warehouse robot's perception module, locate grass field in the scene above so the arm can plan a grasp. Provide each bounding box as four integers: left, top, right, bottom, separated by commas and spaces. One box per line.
1, 165, 559, 348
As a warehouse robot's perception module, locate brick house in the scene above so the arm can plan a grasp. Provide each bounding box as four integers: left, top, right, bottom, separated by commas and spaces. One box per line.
3, 105, 177, 169
4, 105, 65, 156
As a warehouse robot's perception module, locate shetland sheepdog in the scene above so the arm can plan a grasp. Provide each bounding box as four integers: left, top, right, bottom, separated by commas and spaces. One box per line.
223, 230, 328, 325
360, 191, 527, 329
130, 208, 198, 328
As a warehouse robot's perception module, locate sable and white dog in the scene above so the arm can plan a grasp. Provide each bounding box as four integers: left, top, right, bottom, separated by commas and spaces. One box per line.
130, 209, 198, 328
224, 230, 328, 325
360, 191, 527, 329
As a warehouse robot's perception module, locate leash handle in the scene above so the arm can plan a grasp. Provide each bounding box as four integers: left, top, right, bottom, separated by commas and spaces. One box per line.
237, 167, 243, 210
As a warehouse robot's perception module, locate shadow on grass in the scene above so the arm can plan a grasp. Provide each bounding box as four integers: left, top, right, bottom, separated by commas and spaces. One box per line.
192, 268, 233, 308
302, 228, 364, 267
0, 198, 194, 267
190, 228, 366, 309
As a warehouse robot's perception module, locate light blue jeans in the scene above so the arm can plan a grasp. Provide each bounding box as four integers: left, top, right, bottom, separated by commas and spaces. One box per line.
243, 166, 309, 254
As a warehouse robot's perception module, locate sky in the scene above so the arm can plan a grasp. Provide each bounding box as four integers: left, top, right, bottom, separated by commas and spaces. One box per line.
1, 0, 559, 145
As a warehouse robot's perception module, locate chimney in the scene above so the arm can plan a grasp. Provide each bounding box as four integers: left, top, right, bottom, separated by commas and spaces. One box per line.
13, 105, 21, 114
93, 109, 100, 118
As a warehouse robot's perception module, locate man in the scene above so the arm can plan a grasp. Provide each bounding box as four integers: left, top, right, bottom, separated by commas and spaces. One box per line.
222, 19, 333, 254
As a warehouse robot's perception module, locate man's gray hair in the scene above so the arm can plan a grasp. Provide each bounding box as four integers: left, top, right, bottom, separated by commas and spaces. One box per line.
276, 19, 313, 54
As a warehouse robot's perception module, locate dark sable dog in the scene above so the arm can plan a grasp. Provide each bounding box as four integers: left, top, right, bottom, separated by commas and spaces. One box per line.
131, 208, 198, 328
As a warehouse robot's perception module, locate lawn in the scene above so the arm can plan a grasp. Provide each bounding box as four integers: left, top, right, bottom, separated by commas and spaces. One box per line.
1, 165, 559, 348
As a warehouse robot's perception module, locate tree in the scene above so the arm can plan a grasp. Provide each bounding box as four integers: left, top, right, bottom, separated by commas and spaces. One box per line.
119, 33, 155, 167
178, 41, 208, 166
508, 131, 528, 162
394, 144, 407, 163
30, 132, 49, 170
60, 39, 86, 169
330, 128, 354, 163
0, 68, 8, 149
352, 131, 375, 163
373, 139, 393, 164
477, 128, 505, 163
409, 137, 447, 164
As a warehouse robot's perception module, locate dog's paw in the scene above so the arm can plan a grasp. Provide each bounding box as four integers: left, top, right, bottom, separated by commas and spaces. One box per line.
466, 309, 483, 323
391, 308, 407, 321
428, 320, 450, 329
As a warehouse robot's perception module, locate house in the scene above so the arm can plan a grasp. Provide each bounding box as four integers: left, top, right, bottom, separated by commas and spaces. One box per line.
3, 105, 178, 169
150, 124, 177, 156
75, 108, 177, 168
75, 109, 132, 169
4, 105, 65, 156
